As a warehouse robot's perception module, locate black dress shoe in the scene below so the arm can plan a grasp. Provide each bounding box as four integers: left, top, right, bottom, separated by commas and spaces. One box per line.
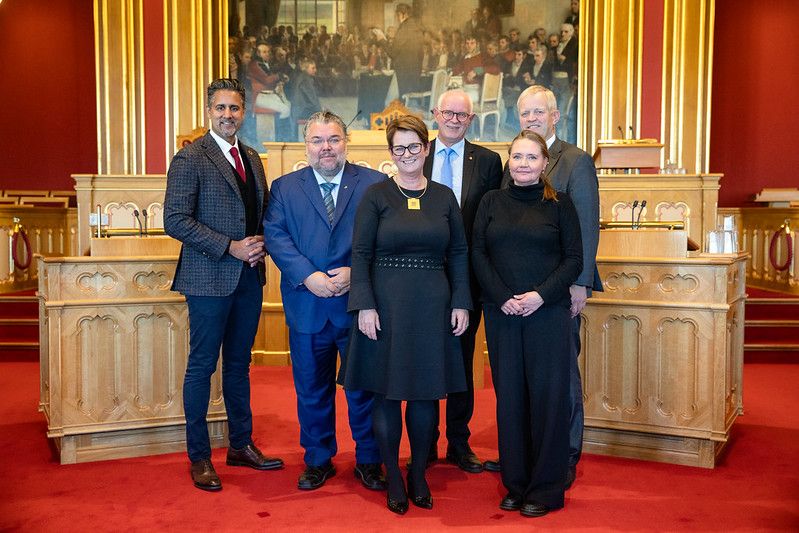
190, 459, 222, 491
499, 493, 522, 511
484, 458, 501, 472
354, 463, 388, 491
387, 494, 409, 515
520, 502, 549, 518
565, 465, 576, 489
407, 471, 433, 510
226, 444, 284, 470
446, 446, 484, 473
298, 462, 336, 490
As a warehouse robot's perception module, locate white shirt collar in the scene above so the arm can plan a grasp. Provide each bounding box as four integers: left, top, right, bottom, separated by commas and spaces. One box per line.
312, 165, 345, 187
208, 127, 240, 154
546, 134, 556, 149
437, 138, 465, 158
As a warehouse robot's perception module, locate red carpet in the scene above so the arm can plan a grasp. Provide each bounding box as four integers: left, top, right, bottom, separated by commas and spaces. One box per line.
1, 362, 798, 531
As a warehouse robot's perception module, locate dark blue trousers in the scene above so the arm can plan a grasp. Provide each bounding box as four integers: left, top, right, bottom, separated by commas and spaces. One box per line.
289, 321, 380, 467
569, 314, 584, 467
183, 265, 262, 462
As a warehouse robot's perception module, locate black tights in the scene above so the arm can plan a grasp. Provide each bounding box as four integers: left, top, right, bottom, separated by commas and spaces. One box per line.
371, 394, 436, 501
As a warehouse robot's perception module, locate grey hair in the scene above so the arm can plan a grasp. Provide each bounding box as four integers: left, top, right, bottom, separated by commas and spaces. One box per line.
207, 78, 246, 109
302, 110, 349, 140
436, 89, 474, 114
517, 85, 558, 112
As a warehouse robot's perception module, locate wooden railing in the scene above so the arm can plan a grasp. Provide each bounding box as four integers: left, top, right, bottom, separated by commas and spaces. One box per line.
720, 207, 799, 295
0, 204, 78, 293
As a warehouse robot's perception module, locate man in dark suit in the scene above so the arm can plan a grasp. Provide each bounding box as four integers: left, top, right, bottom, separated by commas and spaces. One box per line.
290, 58, 322, 140
164, 78, 284, 491
421, 89, 503, 473
264, 111, 387, 491
389, 3, 424, 96
486, 85, 602, 487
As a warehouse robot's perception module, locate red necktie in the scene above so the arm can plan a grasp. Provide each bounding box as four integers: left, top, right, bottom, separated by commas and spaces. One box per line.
230, 146, 246, 183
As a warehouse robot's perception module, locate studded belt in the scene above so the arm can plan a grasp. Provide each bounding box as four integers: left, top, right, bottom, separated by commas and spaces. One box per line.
374, 256, 444, 270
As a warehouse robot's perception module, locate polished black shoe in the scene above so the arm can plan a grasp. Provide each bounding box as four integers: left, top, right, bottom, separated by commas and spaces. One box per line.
484, 458, 501, 472
354, 463, 388, 491
405, 449, 438, 470
520, 502, 549, 518
565, 465, 577, 489
298, 462, 336, 490
190, 459, 222, 491
499, 493, 522, 511
387, 494, 409, 515
446, 445, 484, 473
407, 471, 433, 510
226, 444, 284, 470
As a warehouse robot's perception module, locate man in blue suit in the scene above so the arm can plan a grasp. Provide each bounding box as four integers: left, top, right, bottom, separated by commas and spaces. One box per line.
264, 111, 387, 491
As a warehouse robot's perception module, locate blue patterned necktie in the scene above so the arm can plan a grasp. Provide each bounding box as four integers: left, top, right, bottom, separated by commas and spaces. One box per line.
440, 147, 454, 190
320, 182, 336, 224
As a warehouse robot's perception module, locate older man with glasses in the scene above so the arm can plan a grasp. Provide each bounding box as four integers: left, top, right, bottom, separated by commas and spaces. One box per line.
264, 111, 389, 492
414, 89, 503, 473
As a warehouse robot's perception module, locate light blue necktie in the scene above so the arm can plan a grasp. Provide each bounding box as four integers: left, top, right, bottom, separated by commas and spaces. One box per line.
440, 147, 454, 190
320, 182, 336, 224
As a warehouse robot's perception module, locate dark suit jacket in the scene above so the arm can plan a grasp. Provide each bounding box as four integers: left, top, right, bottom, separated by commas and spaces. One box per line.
264, 162, 387, 334
290, 71, 321, 124
164, 132, 268, 297
390, 16, 424, 94
502, 137, 602, 292
424, 138, 503, 246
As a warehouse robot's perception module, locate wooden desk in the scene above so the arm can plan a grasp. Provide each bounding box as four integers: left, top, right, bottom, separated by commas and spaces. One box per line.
581, 251, 747, 467
38, 254, 227, 464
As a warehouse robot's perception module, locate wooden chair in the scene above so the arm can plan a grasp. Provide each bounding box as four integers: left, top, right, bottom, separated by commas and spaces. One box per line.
370, 99, 419, 130
176, 127, 207, 150
403, 69, 450, 119
472, 73, 503, 140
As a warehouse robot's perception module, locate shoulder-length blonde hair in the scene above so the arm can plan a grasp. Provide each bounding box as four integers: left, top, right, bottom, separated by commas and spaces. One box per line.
508, 130, 558, 201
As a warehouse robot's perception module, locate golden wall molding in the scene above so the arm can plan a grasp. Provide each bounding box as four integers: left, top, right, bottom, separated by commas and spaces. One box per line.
163, 0, 227, 164
661, 0, 715, 173
580, 0, 645, 151
94, 0, 147, 174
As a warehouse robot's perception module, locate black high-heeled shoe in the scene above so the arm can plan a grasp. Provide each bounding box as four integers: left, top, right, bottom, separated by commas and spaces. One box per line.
407, 471, 433, 510
386, 476, 409, 515
387, 494, 409, 515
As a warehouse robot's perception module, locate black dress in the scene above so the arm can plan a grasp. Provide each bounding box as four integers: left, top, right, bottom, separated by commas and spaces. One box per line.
340, 179, 472, 401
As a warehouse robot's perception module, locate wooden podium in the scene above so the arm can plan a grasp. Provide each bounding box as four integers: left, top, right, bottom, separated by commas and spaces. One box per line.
593, 140, 663, 169
581, 228, 746, 467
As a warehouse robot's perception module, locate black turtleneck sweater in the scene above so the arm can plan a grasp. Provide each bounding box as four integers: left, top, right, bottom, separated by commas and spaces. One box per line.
471, 181, 583, 307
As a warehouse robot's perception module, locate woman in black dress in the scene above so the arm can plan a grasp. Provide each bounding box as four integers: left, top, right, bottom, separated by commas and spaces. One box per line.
472, 130, 582, 518
341, 115, 472, 514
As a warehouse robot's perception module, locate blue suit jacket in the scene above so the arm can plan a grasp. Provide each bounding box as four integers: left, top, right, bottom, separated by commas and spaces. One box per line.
264, 162, 387, 334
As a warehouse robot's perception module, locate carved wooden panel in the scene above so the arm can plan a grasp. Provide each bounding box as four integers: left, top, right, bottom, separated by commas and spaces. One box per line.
601, 314, 642, 414
655, 317, 699, 422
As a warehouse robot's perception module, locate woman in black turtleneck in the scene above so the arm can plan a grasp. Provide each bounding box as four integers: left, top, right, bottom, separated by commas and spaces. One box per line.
471, 130, 583, 518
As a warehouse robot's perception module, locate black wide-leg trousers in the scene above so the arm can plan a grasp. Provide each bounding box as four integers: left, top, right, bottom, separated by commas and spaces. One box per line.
484, 303, 571, 509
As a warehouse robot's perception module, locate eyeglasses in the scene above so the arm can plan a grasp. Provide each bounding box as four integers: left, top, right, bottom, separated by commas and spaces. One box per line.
390, 143, 424, 156
435, 109, 472, 122
305, 136, 344, 147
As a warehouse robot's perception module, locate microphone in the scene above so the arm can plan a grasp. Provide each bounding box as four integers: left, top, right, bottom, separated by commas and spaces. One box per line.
628, 125, 634, 139
133, 210, 143, 237
617, 125, 624, 139
346, 109, 362, 130
635, 200, 646, 229
631, 200, 638, 229
142, 209, 149, 236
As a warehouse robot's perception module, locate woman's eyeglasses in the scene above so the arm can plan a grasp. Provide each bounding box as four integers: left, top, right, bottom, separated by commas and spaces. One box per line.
390, 143, 424, 156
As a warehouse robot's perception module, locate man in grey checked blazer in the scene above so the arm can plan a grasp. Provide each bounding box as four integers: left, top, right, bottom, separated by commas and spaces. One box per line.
164, 78, 283, 491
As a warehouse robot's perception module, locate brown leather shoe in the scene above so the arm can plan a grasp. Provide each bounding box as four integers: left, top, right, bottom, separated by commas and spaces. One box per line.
226, 444, 284, 470
190, 459, 222, 491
